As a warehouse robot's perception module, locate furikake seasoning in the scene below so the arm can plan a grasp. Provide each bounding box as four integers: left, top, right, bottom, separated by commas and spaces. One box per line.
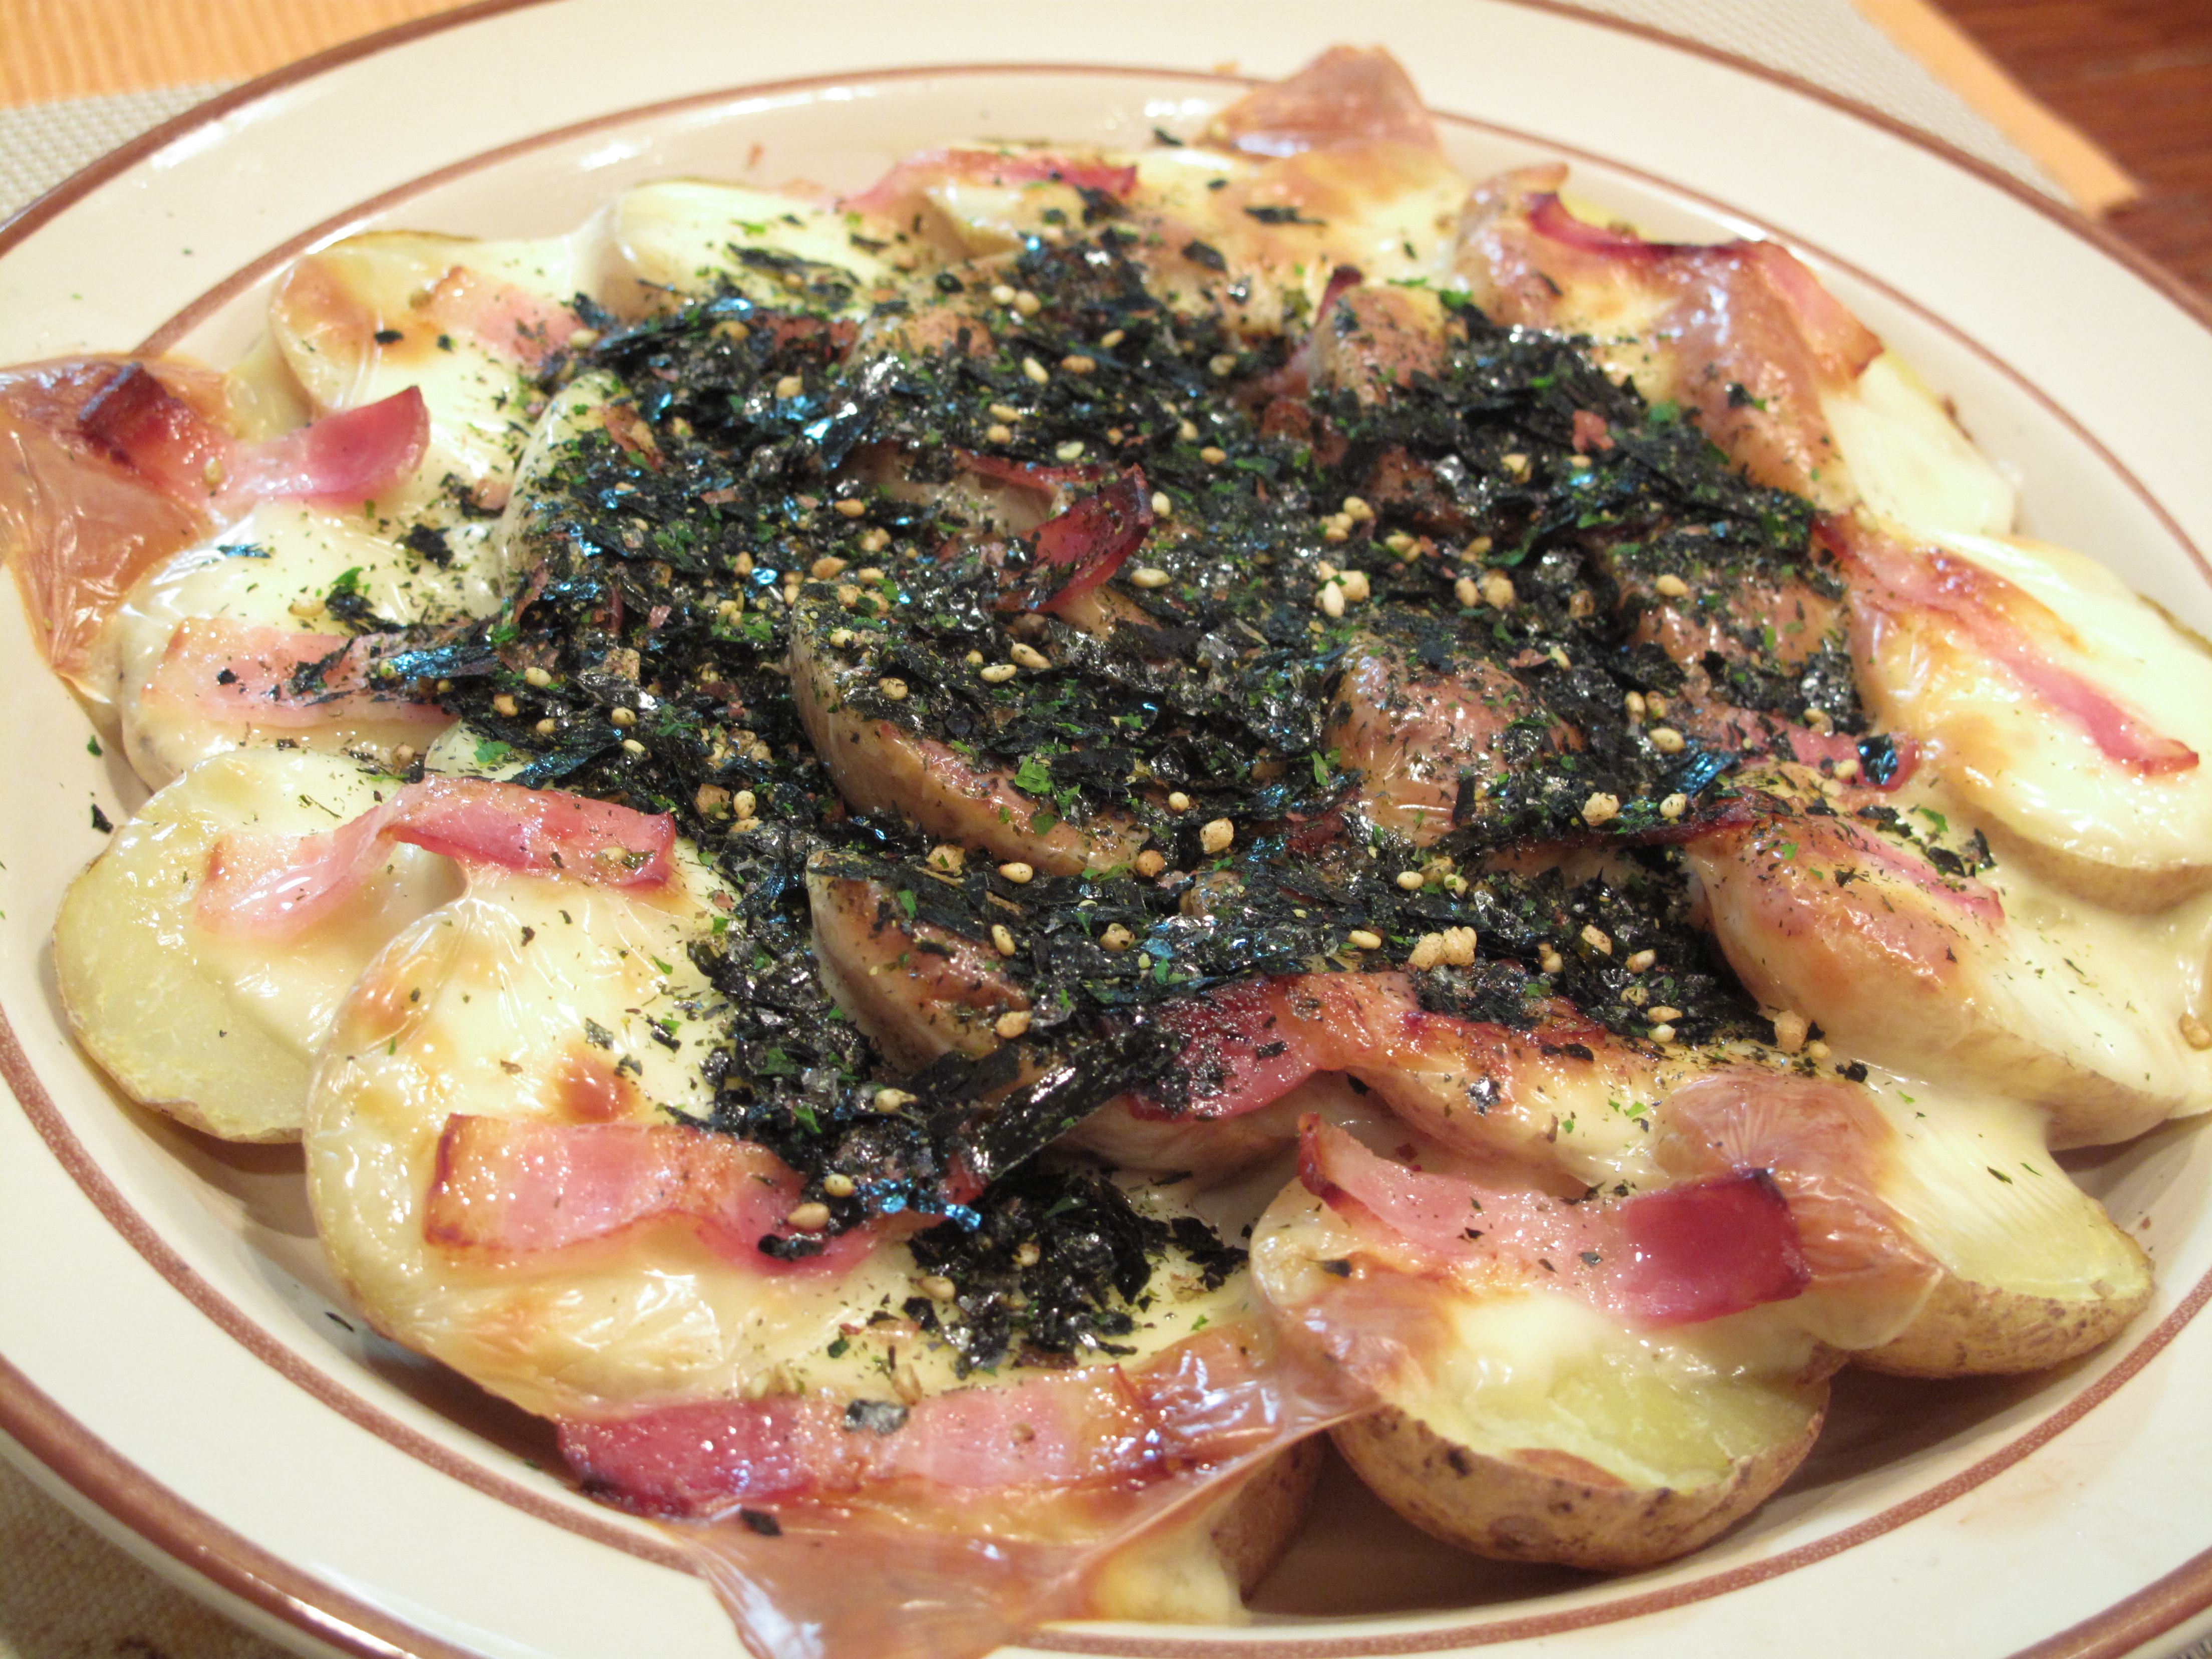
354, 219, 1904, 1369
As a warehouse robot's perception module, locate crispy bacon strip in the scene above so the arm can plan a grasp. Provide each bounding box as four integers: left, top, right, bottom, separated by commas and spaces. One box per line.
426, 1116, 877, 1275
198, 776, 675, 938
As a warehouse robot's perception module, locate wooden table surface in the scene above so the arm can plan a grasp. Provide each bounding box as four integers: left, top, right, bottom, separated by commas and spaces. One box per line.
1941, 0, 2212, 304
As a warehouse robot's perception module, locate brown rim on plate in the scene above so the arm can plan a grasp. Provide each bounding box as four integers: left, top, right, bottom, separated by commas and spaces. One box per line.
2, 10, 2210, 1659
0, 1348, 479, 1659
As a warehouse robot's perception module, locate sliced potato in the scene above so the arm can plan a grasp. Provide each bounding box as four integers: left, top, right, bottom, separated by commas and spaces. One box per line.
55, 748, 461, 1140
1091, 1437, 1324, 1622
1250, 1182, 1830, 1572
1847, 1074, 2152, 1375
590, 180, 897, 319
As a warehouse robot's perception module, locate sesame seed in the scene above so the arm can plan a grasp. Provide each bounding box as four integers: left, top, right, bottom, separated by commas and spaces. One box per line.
856, 567, 885, 584
533, 719, 556, 736
1805, 1040, 1831, 1059
811, 556, 849, 579
1347, 929, 1383, 951
1804, 707, 1835, 735
1465, 535, 1494, 557
1060, 354, 1095, 375
1150, 492, 1173, 518
998, 861, 1035, 884
717, 598, 743, 619
822, 1173, 857, 1199
989, 402, 1022, 421
1396, 870, 1426, 891
1649, 1024, 1678, 1044
1454, 576, 1481, 608
990, 284, 1017, 305
1199, 445, 1227, 465
732, 790, 757, 818
965, 650, 985, 665
609, 706, 637, 727
391, 745, 418, 765
1440, 926, 1479, 967
828, 628, 855, 649
1581, 792, 1621, 827
1645, 693, 1669, 718
1501, 452, 1530, 478
621, 738, 647, 756
1208, 353, 1237, 377
836, 584, 862, 609
1178, 419, 1200, 442
1054, 439, 1085, 462
879, 677, 909, 700
1337, 570, 1371, 603
1101, 923, 1135, 951
1624, 949, 1656, 973
1647, 1006, 1682, 1024
985, 422, 1013, 445
524, 666, 553, 688
1653, 573, 1690, 599
1772, 1010, 1810, 1053
834, 498, 867, 518
1098, 328, 1126, 349
994, 1009, 1032, 1039
980, 662, 1018, 683
1624, 691, 1646, 720
1012, 291, 1041, 316
2184, 1014, 2212, 1050
1009, 642, 1050, 671
991, 923, 1017, 957
786, 1202, 833, 1231
1131, 566, 1170, 588
919, 1273, 959, 1301
874, 1087, 916, 1114
1022, 356, 1050, 384
1832, 757, 1861, 782
1408, 933, 1446, 970
1538, 946, 1564, 975
1134, 849, 1168, 877
1659, 792, 1689, 820
1318, 582, 1345, 619
1200, 818, 1235, 854
927, 845, 965, 874
1166, 791, 1192, 813
1340, 495, 1373, 522
775, 374, 804, 399
1649, 726, 1686, 754
1480, 572, 1516, 609
1014, 1241, 1042, 1268
492, 693, 518, 718
1580, 924, 1613, 955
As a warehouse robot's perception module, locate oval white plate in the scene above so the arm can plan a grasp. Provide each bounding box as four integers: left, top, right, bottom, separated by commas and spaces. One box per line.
4, 6, 2211, 1659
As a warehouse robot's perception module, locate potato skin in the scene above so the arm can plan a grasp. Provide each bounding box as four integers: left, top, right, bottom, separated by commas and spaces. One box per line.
1330, 1392, 1826, 1573
1853, 1262, 2152, 1378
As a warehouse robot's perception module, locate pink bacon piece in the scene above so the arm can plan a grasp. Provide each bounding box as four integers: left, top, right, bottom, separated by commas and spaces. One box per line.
559, 1327, 1324, 1516
845, 148, 1138, 220
1838, 517, 2198, 776
1298, 1115, 1810, 1330
426, 1115, 879, 1277
198, 775, 675, 939
140, 617, 453, 733
417, 267, 583, 368
1201, 45, 1441, 157
79, 363, 428, 515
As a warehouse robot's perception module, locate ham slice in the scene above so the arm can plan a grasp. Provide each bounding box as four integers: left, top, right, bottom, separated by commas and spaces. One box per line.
426, 1115, 878, 1275
198, 775, 675, 938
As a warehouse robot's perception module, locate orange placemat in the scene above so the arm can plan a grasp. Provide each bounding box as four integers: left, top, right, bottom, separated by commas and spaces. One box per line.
0, 0, 470, 103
